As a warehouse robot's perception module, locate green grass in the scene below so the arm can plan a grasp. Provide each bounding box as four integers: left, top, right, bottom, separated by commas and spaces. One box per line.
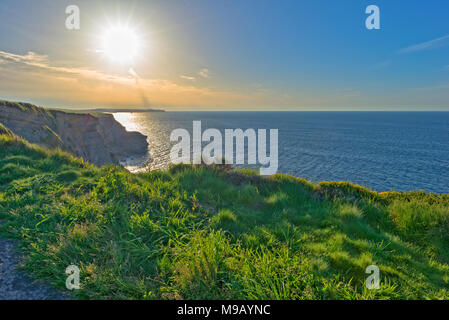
0, 100, 55, 118
0, 122, 14, 136
0, 99, 107, 118
0, 133, 448, 299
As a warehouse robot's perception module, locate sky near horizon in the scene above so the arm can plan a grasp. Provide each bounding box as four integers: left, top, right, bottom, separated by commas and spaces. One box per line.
0, 0, 448, 111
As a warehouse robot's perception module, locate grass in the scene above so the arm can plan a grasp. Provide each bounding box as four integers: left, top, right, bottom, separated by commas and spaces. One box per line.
0, 133, 448, 299
0, 99, 107, 118
0, 100, 55, 118
0, 122, 14, 136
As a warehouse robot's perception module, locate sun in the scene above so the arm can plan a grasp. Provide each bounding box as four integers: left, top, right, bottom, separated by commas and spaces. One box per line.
100, 25, 142, 64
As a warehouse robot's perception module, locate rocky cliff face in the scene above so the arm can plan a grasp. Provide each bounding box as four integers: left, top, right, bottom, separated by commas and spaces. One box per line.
0, 101, 148, 166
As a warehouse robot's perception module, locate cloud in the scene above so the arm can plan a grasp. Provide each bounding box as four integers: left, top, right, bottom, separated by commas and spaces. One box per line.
198, 68, 210, 78
180, 75, 196, 81
4, 51, 445, 110
398, 34, 449, 54
0, 51, 133, 84
0, 51, 49, 65
0, 50, 279, 110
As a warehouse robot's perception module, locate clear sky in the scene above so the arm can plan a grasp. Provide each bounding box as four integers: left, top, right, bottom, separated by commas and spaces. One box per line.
0, 0, 448, 110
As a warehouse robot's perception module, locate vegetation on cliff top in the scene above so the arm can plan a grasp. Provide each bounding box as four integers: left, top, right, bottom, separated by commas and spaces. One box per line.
0, 133, 448, 299
0, 100, 55, 118
0, 99, 109, 118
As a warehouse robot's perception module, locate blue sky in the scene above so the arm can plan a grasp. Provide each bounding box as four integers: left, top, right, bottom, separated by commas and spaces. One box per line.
0, 0, 448, 110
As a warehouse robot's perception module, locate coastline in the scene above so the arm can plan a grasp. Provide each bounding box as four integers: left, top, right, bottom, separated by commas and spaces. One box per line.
0, 100, 149, 166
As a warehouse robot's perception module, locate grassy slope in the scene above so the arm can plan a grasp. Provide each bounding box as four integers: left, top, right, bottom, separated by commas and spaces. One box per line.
0, 122, 14, 136
0, 133, 448, 299
0, 99, 106, 118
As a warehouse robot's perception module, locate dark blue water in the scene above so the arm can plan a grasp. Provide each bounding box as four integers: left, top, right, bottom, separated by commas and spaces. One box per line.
114, 112, 449, 193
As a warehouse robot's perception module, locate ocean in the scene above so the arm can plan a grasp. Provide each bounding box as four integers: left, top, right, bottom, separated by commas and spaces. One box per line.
113, 111, 449, 193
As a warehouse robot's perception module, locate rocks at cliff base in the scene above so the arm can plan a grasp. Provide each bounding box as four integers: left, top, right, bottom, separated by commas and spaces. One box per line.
0, 101, 148, 166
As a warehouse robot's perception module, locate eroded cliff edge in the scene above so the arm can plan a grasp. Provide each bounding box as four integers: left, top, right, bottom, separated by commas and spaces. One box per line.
0, 100, 148, 166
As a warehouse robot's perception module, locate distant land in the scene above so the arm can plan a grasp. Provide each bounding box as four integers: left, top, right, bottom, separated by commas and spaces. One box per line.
84, 108, 165, 113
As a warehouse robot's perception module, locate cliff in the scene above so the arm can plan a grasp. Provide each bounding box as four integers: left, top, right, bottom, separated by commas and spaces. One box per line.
0, 100, 148, 166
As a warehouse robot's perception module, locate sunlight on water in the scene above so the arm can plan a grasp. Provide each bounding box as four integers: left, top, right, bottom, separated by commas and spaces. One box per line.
113, 111, 449, 193
113, 113, 152, 173
112, 113, 142, 132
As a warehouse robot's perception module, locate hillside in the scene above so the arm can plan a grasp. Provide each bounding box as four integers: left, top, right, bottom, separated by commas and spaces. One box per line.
0, 133, 448, 299
0, 100, 148, 166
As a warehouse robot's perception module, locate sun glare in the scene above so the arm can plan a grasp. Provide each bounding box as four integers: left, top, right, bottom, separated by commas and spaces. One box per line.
101, 25, 142, 64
